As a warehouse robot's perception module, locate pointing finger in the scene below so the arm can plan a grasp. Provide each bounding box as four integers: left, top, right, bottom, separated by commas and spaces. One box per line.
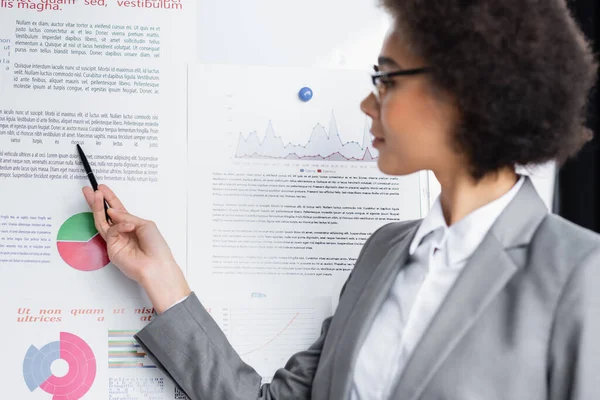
92, 190, 110, 238
98, 184, 128, 213
82, 186, 95, 208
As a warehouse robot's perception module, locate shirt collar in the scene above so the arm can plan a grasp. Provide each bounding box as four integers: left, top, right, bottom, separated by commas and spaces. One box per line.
409, 175, 526, 264
409, 196, 446, 255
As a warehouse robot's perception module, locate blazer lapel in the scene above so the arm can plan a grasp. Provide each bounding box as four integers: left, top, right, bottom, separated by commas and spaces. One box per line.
390, 176, 548, 400
330, 222, 420, 398
389, 232, 516, 400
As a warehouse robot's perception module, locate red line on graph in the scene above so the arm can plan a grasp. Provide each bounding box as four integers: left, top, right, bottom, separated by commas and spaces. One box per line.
241, 313, 300, 357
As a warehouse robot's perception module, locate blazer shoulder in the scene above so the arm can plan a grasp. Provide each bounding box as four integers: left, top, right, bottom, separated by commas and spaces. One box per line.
353, 219, 421, 267
537, 214, 600, 251
531, 214, 600, 276
339, 219, 421, 301
368, 219, 422, 249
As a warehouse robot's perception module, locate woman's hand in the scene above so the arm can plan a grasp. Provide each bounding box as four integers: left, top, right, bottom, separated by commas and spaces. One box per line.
82, 184, 191, 313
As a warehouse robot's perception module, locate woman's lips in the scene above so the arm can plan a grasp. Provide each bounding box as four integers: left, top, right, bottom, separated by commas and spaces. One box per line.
372, 137, 385, 147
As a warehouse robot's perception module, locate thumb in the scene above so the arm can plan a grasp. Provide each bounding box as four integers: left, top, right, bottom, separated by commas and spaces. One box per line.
106, 222, 136, 241
107, 208, 147, 226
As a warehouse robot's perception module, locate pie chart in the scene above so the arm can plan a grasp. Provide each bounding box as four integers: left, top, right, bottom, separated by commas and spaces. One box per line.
23, 332, 96, 399
56, 212, 110, 271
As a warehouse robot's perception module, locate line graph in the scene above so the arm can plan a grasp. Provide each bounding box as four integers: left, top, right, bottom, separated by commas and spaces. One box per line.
240, 312, 300, 357
235, 113, 377, 162
188, 65, 377, 168
208, 297, 331, 381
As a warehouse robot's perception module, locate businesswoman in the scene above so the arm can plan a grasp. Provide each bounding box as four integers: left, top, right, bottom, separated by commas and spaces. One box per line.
83, 0, 600, 399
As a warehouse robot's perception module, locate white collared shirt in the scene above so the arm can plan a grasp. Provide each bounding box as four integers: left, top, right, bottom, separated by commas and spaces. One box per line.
350, 176, 525, 399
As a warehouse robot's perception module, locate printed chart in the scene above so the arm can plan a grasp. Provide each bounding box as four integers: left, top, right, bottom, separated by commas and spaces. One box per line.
56, 213, 110, 272
108, 330, 156, 369
235, 114, 376, 162
23, 332, 96, 399
188, 64, 376, 167
210, 296, 332, 381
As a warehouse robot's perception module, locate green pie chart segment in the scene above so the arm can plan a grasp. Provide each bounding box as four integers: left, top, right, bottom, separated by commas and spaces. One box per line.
57, 212, 98, 241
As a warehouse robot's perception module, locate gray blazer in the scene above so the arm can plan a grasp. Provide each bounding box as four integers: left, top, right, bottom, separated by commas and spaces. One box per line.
135, 177, 600, 399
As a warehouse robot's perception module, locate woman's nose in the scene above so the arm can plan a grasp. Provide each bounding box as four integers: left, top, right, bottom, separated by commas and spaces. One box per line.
360, 92, 380, 120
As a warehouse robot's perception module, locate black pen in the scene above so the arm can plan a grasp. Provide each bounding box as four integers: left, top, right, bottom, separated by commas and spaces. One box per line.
76, 144, 111, 223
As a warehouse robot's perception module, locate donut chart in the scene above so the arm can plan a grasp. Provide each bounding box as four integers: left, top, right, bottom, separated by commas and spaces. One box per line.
57, 212, 110, 271
23, 332, 96, 399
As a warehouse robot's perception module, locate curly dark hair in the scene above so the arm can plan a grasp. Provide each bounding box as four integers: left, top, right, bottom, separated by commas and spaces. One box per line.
380, 0, 598, 179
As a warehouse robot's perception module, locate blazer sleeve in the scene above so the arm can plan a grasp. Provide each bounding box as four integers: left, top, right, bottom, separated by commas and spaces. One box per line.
548, 246, 600, 400
133, 223, 392, 400
134, 291, 332, 400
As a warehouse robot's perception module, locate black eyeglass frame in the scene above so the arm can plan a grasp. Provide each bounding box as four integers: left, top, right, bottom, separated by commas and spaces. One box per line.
370, 64, 432, 86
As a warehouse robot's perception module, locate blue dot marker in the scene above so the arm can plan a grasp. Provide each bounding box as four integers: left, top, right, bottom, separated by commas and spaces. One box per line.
298, 87, 313, 102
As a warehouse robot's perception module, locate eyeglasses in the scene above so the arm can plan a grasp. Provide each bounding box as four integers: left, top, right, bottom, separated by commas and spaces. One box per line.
371, 64, 431, 103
